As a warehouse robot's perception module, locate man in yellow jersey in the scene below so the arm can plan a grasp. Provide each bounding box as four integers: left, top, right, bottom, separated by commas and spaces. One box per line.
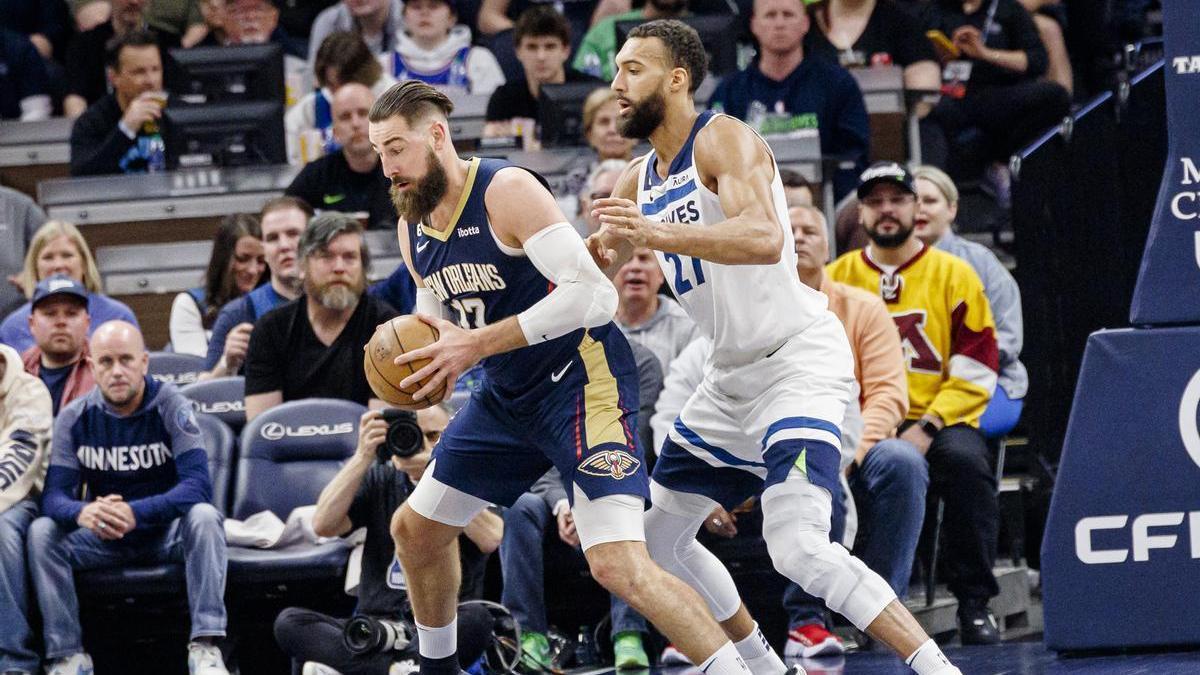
826, 161, 1003, 645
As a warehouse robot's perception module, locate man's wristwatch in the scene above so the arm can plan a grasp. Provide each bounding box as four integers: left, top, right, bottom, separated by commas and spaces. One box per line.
917, 418, 940, 438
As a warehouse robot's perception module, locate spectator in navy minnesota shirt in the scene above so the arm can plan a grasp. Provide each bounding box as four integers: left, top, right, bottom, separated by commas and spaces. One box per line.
709, 0, 870, 202
27, 321, 230, 675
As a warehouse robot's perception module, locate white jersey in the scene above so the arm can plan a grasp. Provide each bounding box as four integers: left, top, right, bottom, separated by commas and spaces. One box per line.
634, 110, 830, 368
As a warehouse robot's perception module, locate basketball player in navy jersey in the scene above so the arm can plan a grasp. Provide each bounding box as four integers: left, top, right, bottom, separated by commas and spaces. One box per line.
366, 80, 751, 675
587, 20, 962, 675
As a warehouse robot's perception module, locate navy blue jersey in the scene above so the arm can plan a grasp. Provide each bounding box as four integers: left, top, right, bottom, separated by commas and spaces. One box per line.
407, 157, 619, 397
42, 377, 212, 532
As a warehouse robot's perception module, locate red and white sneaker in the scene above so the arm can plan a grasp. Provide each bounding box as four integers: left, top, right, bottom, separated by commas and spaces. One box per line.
659, 644, 694, 666
784, 625, 845, 659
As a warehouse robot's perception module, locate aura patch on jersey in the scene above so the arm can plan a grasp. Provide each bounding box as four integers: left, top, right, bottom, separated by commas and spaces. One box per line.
577, 449, 641, 479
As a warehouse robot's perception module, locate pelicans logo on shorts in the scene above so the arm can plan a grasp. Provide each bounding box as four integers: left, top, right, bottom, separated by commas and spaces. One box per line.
578, 450, 641, 480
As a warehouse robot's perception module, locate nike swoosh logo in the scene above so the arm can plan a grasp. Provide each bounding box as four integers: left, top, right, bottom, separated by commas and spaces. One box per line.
322, 193, 346, 204
550, 361, 573, 382
416, 241, 430, 252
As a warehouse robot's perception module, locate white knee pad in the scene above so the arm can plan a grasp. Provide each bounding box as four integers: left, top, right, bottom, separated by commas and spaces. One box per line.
407, 460, 490, 527
761, 478, 895, 630
642, 482, 742, 621
570, 485, 645, 552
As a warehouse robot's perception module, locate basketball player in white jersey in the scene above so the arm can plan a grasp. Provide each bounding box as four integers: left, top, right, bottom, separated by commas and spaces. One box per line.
588, 20, 961, 675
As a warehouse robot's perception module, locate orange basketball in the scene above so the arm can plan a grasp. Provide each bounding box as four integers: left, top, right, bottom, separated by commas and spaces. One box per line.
364, 315, 445, 410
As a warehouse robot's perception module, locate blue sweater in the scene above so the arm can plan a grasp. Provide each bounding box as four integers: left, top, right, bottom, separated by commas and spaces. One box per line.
42, 376, 211, 533
709, 57, 870, 202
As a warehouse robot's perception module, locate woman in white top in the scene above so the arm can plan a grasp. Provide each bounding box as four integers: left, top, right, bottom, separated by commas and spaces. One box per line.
169, 215, 266, 357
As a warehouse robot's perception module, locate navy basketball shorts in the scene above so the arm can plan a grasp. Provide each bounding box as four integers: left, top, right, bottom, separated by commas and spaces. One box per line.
428, 331, 651, 508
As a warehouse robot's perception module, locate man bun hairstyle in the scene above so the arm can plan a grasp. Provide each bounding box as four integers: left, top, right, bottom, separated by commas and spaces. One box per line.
369, 80, 455, 125
628, 19, 709, 93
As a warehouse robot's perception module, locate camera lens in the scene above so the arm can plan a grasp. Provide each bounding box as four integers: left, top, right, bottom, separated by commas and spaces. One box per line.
344, 617, 379, 655
380, 409, 424, 460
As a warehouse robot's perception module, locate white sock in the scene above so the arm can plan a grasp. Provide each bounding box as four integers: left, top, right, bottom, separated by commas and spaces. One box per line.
698, 640, 751, 675
416, 616, 458, 659
734, 623, 786, 675
905, 639, 960, 675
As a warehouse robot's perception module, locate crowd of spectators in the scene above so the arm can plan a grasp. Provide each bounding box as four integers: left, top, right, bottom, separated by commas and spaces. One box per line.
0, 0, 1156, 672
2, 0, 1122, 200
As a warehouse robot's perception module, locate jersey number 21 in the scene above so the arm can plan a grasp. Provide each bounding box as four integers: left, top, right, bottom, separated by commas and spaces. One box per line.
663, 253, 706, 295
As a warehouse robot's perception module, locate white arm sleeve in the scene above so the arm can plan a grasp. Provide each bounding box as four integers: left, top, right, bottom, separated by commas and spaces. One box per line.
517, 222, 618, 345
415, 287, 447, 319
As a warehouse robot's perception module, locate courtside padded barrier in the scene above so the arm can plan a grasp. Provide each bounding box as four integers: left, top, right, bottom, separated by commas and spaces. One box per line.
1041, 327, 1200, 650
1130, 0, 1200, 326
148, 351, 207, 387
226, 398, 365, 584
1043, 0, 1200, 651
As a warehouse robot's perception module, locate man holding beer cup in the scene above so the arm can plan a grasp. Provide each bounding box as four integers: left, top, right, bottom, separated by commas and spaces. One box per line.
69, 29, 169, 176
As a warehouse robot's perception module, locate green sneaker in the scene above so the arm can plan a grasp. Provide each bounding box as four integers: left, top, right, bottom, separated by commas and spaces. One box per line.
612, 631, 649, 670
520, 631, 553, 672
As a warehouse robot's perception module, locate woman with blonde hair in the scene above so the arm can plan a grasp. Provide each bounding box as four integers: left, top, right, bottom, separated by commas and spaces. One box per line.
582, 87, 635, 163
912, 165, 1026, 439
0, 221, 138, 353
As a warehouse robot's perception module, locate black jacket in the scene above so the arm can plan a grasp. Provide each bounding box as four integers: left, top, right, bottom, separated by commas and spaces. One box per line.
69, 94, 137, 176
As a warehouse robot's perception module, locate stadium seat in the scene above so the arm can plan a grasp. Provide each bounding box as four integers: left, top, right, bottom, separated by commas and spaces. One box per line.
181, 376, 247, 436
199, 412, 235, 516
77, 413, 236, 595
148, 351, 207, 387
227, 398, 365, 585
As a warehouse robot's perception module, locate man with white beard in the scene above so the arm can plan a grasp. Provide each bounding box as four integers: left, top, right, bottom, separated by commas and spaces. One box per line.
243, 212, 398, 421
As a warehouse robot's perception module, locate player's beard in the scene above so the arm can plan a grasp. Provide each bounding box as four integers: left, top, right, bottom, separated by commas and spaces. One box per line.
391, 148, 448, 224
865, 216, 915, 249
618, 89, 667, 139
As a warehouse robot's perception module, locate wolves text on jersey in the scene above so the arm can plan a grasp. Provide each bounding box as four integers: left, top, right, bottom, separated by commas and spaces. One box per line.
659, 199, 701, 224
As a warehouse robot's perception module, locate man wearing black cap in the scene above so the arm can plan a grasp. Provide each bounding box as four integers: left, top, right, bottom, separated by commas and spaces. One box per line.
21, 275, 94, 417
826, 161, 1004, 645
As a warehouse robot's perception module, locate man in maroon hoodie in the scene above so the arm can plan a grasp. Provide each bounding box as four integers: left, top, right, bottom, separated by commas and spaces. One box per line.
22, 275, 95, 416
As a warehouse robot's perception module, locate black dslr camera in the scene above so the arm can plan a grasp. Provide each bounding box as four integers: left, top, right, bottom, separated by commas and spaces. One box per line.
377, 409, 424, 462
343, 615, 412, 656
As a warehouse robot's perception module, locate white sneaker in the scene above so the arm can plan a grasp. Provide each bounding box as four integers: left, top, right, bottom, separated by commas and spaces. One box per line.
388, 659, 420, 675
187, 642, 229, 675
302, 664, 344, 675
45, 653, 93, 675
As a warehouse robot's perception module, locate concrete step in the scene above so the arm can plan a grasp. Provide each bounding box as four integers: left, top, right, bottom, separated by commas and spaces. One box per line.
848, 566, 1038, 644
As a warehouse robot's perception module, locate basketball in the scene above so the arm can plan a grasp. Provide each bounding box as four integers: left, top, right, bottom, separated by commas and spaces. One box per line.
364, 315, 445, 410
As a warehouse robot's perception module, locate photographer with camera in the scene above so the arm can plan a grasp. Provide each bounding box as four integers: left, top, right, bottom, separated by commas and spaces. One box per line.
274, 404, 502, 675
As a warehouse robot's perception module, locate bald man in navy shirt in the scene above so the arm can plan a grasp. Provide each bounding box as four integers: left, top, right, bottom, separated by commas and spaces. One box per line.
27, 321, 230, 675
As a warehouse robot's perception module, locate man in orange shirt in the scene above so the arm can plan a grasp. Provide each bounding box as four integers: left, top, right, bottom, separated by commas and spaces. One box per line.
780, 205, 925, 660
